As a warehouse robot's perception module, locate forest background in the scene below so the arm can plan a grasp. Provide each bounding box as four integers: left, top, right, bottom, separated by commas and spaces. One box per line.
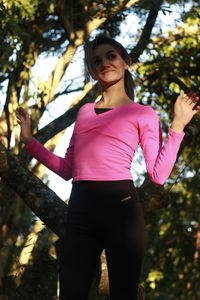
0, 0, 200, 299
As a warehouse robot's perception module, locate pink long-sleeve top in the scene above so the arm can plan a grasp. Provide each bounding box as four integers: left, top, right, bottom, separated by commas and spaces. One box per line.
26, 102, 185, 185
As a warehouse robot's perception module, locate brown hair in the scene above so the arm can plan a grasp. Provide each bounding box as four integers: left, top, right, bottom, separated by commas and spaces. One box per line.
85, 34, 135, 100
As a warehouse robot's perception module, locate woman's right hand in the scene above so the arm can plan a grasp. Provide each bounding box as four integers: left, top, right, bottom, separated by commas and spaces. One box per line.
16, 107, 32, 145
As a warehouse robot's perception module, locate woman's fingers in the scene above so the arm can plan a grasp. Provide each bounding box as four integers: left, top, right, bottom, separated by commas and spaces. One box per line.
183, 95, 191, 103
187, 91, 196, 100
16, 107, 26, 118
16, 113, 24, 124
187, 91, 200, 111
178, 90, 185, 101
16, 107, 30, 123
182, 93, 193, 104
180, 91, 200, 111
192, 98, 200, 111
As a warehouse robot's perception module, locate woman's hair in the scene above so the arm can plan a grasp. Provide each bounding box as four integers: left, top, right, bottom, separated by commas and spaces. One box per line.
85, 34, 135, 100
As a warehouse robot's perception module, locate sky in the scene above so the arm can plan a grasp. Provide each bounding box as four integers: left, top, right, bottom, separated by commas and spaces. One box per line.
0, 3, 190, 201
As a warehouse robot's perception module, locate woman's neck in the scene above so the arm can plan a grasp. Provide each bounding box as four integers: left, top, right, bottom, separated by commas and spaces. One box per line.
99, 81, 132, 108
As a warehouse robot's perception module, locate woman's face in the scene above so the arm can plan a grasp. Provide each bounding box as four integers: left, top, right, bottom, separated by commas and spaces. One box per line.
92, 43, 128, 88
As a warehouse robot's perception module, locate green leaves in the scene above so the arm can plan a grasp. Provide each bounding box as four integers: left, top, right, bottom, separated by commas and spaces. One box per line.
135, 3, 200, 298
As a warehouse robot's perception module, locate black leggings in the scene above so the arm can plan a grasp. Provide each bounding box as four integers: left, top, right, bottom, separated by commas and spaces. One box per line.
59, 180, 146, 300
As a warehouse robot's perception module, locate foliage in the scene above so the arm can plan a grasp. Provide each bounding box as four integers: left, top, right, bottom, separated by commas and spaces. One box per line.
0, 0, 200, 299
135, 2, 200, 299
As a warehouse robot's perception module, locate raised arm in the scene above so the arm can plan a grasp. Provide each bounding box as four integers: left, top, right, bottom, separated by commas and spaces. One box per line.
16, 107, 74, 180
139, 91, 200, 185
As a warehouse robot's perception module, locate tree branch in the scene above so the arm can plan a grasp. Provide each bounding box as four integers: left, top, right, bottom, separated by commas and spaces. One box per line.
130, 0, 163, 63
0, 141, 68, 238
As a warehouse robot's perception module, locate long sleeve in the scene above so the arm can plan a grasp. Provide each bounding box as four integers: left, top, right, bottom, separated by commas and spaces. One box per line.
26, 133, 74, 180
139, 108, 185, 185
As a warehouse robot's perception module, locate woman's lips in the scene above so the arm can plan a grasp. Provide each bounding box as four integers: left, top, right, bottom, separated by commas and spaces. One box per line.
101, 69, 114, 75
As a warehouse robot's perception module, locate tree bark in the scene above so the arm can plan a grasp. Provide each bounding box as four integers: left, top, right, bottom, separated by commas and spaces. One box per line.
0, 141, 68, 238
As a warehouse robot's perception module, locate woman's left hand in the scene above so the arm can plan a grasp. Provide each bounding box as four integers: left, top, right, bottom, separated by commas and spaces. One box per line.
171, 90, 200, 132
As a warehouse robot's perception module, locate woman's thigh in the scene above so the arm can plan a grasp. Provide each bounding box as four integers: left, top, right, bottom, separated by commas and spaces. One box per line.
59, 180, 146, 300
103, 185, 146, 300
59, 187, 103, 300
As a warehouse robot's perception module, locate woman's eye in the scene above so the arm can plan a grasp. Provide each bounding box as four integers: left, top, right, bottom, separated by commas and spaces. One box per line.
108, 54, 115, 60
94, 59, 101, 66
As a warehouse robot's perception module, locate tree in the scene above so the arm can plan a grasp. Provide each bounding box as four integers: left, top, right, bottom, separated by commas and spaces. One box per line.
0, 0, 199, 299
136, 2, 200, 299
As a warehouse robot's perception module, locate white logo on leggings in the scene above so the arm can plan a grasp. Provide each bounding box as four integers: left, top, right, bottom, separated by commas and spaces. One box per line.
121, 196, 132, 202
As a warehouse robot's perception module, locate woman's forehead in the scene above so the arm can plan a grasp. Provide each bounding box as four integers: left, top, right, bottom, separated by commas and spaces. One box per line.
93, 44, 117, 57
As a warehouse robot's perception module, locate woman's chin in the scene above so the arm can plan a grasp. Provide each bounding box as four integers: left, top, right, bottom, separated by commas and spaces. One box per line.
100, 78, 122, 89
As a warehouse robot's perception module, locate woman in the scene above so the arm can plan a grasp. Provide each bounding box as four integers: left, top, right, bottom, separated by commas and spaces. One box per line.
16, 34, 200, 300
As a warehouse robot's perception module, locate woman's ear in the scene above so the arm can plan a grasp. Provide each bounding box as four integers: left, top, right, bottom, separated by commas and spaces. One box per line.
124, 59, 130, 70
124, 62, 129, 70
124, 56, 131, 70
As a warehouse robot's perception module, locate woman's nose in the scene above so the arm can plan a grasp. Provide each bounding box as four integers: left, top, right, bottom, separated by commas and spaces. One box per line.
101, 58, 110, 69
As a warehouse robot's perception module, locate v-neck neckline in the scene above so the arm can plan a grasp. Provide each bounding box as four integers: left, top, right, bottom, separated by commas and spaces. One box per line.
92, 101, 135, 116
